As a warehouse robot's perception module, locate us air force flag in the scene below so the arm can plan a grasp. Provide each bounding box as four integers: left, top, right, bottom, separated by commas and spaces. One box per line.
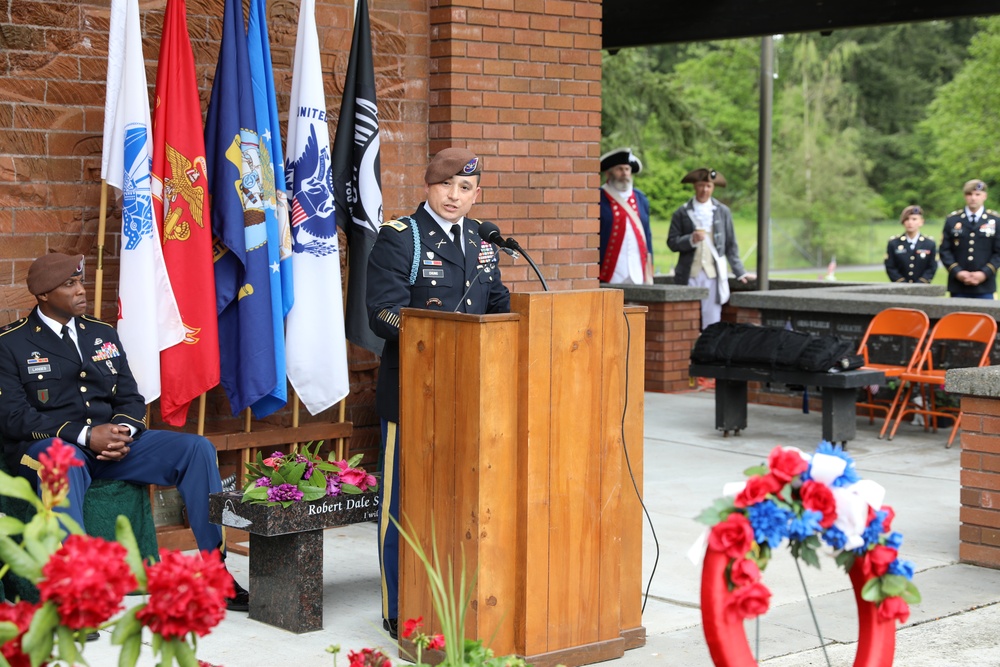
101, 0, 184, 403
331, 0, 384, 357
284, 0, 350, 414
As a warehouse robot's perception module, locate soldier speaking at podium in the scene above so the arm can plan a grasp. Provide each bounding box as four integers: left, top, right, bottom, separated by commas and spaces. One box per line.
0, 252, 249, 611
366, 148, 511, 638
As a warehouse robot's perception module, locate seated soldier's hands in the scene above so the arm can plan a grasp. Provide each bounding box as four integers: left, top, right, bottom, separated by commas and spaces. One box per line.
89, 423, 134, 462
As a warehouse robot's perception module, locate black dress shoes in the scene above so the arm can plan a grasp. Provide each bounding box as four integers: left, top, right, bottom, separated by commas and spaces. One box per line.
383, 617, 398, 640
226, 578, 250, 612
86, 631, 100, 642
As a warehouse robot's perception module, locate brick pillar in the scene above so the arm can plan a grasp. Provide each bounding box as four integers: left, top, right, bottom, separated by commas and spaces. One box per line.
428, 0, 603, 293
958, 396, 1000, 568
640, 300, 701, 392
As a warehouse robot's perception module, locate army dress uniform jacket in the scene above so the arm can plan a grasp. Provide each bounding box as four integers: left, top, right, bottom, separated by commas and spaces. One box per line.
0, 308, 146, 471
667, 197, 747, 286
884, 234, 937, 283
939, 209, 1000, 296
366, 204, 511, 422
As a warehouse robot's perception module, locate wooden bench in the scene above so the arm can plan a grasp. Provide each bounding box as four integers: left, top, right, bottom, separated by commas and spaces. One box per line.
689, 364, 886, 444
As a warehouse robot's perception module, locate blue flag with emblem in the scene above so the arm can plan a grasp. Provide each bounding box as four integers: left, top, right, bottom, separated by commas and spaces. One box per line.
205, 0, 282, 417
247, 0, 289, 413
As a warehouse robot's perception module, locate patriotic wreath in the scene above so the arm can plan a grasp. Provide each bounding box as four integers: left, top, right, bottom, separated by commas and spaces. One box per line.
697, 442, 921, 667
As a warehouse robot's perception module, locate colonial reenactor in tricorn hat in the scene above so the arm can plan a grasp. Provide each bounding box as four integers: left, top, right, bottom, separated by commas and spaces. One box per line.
365, 147, 511, 639
598, 147, 654, 284
939, 179, 1000, 298
884, 205, 937, 283
667, 167, 754, 335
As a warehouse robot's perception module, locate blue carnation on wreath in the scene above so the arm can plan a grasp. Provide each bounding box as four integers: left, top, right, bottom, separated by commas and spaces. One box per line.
697, 441, 921, 623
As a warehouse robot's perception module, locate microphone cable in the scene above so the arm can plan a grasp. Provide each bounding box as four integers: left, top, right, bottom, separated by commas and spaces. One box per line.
620, 309, 660, 614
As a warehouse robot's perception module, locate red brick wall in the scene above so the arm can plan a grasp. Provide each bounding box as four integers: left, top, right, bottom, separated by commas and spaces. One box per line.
0, 0, 604, 460
638, 300, 700, 393
958, 396, 1000, 568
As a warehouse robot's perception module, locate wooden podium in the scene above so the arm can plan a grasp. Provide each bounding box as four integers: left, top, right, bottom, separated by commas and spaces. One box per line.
399, 289, 646, 667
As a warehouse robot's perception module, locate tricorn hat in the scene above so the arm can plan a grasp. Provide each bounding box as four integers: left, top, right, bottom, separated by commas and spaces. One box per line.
599, 147, 642, 175
680, 167, 727, 187
27, 252, 84, 296
425, 147, 482, 185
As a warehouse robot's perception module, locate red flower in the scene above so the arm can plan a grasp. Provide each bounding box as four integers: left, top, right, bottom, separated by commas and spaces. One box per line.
348, 648, 392, 667
336, 461, 376, 491
799, 480, 838, 528
0, 600, 42, 667
427, 634, 446, 650
38, 534, 135, 630
881, 505, 895, 532
868, 545, 899, 577
725, 581, 772, 620
136, 550, 232, 639
729, 557, 761, 587
402, 616, 423, 639
36, 437, 83, 503
734, 475, 781, 508
767, 446, 808, 484
877, 596, 910, 624
709, 512, 755, 559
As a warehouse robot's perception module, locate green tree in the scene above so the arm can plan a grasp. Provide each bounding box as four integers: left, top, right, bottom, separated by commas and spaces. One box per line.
771, 34, 887, 261
921, 17, 1000, 212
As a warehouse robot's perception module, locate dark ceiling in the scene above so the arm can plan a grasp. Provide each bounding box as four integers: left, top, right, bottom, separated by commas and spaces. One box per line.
603, 0, 1000, 50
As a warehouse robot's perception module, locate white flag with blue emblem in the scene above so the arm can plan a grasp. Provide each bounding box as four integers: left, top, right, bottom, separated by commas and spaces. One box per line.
101, 0, 184, 403
284, 0, 349, 414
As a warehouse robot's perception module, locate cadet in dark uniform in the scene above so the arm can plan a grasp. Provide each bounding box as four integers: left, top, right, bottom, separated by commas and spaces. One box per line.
366, 148, 511, 638
0, 253, 249, 611
884, 205, 937, 283
939, 179, 1000, 299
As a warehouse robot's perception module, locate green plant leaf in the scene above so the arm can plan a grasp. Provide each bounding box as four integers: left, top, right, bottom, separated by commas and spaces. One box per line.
0, 535, 43, 582
55, 625, 82, 666
902, 581, 922, 604
158, 636, 176, 667
694, 497, 735, 526
346, 453, 365, 468
0, 471, 44, 508
879, 574, 908, 596
0, 515, 26, 537
114, 516, 147, 591
175, 639, 199, 667
119, 632, 142, 667
111, 605, 143, 646
300, 487, 327, 501
743, 464, 768, 477
860, 577, 883, 602
23, 601, 58, 666
0, 621, 19, 645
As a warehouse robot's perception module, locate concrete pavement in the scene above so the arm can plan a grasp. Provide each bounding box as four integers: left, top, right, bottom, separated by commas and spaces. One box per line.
83, 390, 1000, 666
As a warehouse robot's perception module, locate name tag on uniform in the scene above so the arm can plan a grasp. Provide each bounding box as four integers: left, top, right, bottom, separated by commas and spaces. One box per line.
27, 364, 52, 374
422, 268, 444, 279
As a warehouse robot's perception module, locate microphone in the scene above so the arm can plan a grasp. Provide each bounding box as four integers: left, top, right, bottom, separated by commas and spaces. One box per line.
478, 221, 517, 257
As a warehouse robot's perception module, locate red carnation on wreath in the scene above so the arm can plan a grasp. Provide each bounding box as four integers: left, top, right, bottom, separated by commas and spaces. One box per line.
0, 600, 44, 667
348, 647, 392, 667
136, 549, 233, 639
38, 534, 136, 630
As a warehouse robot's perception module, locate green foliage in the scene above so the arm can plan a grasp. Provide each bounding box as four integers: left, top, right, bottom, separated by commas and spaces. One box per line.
695, 497, 737, 527
922, 17, 1000, 209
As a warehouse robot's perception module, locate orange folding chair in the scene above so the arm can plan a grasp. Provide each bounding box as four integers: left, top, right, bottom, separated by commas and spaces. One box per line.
854, 308, 930, 436
886, 312, 997, 447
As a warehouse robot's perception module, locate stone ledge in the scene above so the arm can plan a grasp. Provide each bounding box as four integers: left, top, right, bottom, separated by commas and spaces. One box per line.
209, 490, 379, 537
602, 283, 707, 302
947, 367, 1000, 398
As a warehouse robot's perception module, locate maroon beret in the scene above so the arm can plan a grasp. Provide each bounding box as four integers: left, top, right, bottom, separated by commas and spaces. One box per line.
27, 253, 84, 296
680, 167, 727, 187
425, 148, 482, 185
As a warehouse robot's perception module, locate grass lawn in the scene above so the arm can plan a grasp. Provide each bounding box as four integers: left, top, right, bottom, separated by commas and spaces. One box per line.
648, 213, 949, 287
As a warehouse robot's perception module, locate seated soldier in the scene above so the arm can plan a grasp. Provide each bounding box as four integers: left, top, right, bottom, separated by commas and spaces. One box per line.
0, 253, 249, 612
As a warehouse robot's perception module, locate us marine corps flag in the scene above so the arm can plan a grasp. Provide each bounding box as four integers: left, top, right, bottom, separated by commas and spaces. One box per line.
284, 0, 350, 414
151, 0, 220, 426
101, 0, 184, 403
331, 0, 384, 357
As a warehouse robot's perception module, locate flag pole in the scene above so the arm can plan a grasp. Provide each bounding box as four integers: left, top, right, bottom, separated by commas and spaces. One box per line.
336, 399, 347, 461
197, 393, 207, 436
291, 389, 300, 452
94, 180, 109, 315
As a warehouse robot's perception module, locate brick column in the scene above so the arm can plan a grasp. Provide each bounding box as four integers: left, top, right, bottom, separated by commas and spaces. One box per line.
428, 0, 603, 293
957, 395, 1000, 568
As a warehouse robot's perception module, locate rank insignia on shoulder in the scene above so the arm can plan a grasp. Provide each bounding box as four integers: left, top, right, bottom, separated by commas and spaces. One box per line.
381, 220, 409, 232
